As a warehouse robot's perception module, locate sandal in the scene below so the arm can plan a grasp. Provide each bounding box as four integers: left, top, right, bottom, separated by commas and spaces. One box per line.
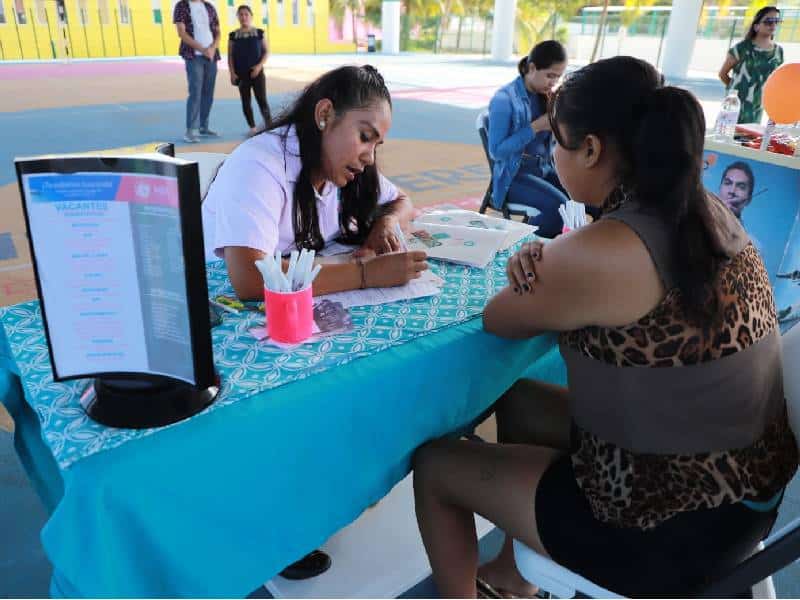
279, 550, 332, 580
476, 576, 522, 599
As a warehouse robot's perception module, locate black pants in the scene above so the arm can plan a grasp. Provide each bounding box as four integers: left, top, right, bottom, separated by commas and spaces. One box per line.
237, 72, 271, 128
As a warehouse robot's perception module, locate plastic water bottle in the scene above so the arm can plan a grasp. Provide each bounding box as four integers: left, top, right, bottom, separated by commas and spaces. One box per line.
713, 91, 741, 142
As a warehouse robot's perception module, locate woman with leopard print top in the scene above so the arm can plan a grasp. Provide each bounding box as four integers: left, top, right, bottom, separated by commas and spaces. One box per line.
412, 56, 798, 598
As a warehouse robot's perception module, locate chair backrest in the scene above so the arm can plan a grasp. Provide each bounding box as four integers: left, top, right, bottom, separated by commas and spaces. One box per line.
475, 110, 494, 171
155, 142, 175, 157
781, 324, 800, 448
698, 324, 800, 597
175, 152, 228, 202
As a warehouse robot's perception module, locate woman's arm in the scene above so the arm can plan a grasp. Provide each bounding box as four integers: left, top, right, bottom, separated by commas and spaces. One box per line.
483, 221, 664, 339
260, 34, 269, 67
719, 53, 738, 87
224, 246, 429, 299
227, 38, 236, 81
361, 189, 415, 255
251, 34, 269, 77
487, 92, 535, 162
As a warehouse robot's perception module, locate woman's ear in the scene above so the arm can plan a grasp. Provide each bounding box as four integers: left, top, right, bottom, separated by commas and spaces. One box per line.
583, 134, 603, 169
314, 99, 334, 131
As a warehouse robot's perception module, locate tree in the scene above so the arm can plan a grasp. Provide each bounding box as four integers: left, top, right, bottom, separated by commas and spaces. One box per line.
330, 0, 361, 43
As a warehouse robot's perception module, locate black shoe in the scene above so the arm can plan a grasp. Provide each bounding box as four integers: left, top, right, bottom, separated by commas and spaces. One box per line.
279, 550, 332, 580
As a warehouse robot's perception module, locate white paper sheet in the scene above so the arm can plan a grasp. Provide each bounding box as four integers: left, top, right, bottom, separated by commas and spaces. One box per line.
317, 270, 444, 308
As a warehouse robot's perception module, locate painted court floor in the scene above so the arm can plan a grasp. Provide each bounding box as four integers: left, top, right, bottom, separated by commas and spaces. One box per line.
1, 53, 799, 597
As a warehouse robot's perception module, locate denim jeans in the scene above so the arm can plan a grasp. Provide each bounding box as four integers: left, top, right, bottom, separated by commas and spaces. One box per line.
185, 56, 217, 131
506, 166, 569, 238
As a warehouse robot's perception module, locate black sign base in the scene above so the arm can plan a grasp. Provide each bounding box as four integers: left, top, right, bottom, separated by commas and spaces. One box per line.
81, 374, 219, 429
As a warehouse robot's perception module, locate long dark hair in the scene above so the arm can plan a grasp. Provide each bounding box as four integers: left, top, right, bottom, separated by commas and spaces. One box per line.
550, 56, 726, 324
266, 65, 392, 251
747, 6, 779, 40
517, 40, 567, 109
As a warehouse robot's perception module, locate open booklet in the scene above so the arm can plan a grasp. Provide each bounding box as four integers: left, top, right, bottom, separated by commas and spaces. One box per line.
405, 222, 507, 269
414, 208, 536, 251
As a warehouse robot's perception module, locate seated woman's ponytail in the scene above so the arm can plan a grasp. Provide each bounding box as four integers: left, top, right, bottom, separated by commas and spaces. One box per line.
549, 56, 727, 325
630, 86, 725, 323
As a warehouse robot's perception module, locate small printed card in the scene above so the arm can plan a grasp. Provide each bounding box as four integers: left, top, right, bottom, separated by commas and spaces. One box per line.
249, 299, 353, 348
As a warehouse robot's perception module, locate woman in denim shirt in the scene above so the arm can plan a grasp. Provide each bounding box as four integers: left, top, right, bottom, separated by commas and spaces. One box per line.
488, 41, 567, 238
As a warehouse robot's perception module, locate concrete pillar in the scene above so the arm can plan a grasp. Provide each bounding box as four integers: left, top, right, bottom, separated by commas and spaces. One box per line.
490, 0, 517, 62
381, 0, 401, 55
661, 0, 703, 80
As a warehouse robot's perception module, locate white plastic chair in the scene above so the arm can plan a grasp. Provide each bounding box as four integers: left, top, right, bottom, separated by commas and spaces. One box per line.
175, 152, 228, 201
513, 324, 800, 599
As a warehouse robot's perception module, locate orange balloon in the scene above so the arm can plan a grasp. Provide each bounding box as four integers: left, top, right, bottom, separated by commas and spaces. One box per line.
763, 63, 800, 124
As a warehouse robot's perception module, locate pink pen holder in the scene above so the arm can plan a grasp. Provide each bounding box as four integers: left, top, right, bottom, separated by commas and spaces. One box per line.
264, 285, 313, 344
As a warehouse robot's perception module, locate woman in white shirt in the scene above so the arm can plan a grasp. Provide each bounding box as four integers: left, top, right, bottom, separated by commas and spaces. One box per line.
203, 64, 428, 300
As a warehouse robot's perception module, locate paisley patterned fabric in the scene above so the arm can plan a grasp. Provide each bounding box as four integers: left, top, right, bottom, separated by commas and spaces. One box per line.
0, 250, 523, 470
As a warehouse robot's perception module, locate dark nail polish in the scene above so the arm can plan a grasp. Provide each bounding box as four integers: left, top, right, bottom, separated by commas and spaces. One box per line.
513, 287, 520, 294
522, 284, 530, 292
527, 272, 534, 278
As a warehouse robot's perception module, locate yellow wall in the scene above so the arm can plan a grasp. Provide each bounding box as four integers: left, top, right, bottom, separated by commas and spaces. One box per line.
0, 0, 354, 59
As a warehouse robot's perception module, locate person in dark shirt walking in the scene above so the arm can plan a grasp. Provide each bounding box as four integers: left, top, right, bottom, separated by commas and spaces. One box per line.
228, 5, 272, 136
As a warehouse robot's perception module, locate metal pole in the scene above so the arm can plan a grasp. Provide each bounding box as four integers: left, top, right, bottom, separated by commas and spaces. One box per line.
655, 14, 666, 68
114, 8, 122, 56
29, 8, 42, 58
266, 6, 272, 53
160, 19, 166, 54
130, 9, 138, 55
482, 15, 489, 55
728, 17, 737, 50
12, 8, 24, 59
0, 38, 5, 60
65, 14, 76, 58
81, 9, 91, 57
312, 11, 317, 53
44, 6, 56, 57
98, 8, 108, 56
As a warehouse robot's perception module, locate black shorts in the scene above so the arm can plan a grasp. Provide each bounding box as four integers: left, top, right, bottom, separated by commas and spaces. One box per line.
535, 455, 779, 598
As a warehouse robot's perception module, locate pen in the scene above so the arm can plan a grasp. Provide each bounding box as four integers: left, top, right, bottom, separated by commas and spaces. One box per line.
209, 299, 240, 315
394, 221, 409, 252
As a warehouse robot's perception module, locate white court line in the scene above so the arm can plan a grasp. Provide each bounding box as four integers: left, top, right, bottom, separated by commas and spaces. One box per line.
0, 263, 31, 273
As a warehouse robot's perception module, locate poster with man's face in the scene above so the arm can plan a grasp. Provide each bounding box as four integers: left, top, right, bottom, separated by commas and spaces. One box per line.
702, 144, 800, 330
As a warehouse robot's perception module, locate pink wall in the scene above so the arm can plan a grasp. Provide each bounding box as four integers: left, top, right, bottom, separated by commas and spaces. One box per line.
328, 7, 382, 42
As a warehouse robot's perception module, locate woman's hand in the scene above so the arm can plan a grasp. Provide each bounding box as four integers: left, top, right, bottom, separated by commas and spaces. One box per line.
363, 251, 428, 288
360, 215, 403, 255
230, 72, 238, 85
250, 64, 263, 78
531, 114, 551, 134
507, 241, 544, 295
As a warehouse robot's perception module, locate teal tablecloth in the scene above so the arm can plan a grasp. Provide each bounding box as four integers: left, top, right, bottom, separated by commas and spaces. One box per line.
0, 272, 565, 598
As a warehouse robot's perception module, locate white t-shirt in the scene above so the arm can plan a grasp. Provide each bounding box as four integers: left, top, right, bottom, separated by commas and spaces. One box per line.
189, 0, 213, 56
202, 125, 399, 262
